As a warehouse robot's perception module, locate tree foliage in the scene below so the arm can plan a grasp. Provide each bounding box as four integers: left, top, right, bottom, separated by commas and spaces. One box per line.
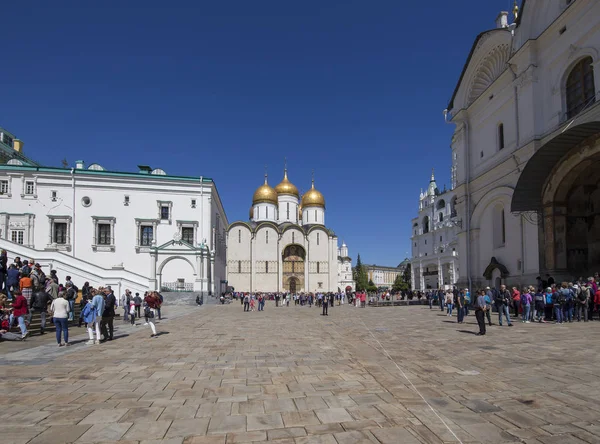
353, 253, 368, 291
402, 263, 411, 288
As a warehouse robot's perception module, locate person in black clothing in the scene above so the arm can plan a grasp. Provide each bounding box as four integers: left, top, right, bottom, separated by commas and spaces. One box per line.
322, 297, 329, 316
28, 289, 53, 334
134, 292, 142, 318
474, 289, 487, 336
101, 286, 116, 341
243, 294, 250, 312
0, 249, 7, 293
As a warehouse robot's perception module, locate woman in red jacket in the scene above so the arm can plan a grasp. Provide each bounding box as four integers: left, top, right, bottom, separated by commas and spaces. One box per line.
10, 290, 29, 339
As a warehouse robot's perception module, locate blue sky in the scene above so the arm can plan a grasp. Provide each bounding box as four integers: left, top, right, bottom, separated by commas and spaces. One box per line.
3, 1, 516, 266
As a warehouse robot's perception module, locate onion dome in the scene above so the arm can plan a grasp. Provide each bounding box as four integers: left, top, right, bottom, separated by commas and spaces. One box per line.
301, 179, 325, 208
274, 169, 299, 198
252, 175, 278, 205
249, 206, 254, 220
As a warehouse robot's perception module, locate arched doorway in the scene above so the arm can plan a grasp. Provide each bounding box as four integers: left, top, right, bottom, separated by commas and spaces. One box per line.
282, 244, 305, 292
289, 277, 298, 294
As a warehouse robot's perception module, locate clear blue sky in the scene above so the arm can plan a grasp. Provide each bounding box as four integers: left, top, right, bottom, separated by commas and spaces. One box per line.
3, 1, 516, 266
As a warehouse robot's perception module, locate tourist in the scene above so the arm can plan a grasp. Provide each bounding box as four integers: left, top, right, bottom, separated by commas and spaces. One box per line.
521, 287, 532, 323
533, 287, 545, 323
129, 297, 136, 325
47, 276, 59, 299
50, 290, 70, 346
19, 271, 33, 307
495, 285, 513, 327
474, 289, 487, 336
10, 290, 29, 339
133, 292, 142, 318
86, 289, 104, 345
5, 264, 19, 300
544, 287, 554, 322
250, 295, 255, 311
512, 286, 521, 318
143, 291, 159, 337
322, 294, 329, 316
121, 289, 131, 322
552, 286, 564, 324
484, 287, 493, 326
65, 282, 76, 321
464, 288, 471, 316
100, 286, 116, 341
456, 290, 465, 324
243, 294, 250, 312
28, 286, 53, 334
445, 291, 454, 316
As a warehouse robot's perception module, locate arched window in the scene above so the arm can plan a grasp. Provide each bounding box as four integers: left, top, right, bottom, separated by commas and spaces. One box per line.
436, 199, 445, 210
423, 216, 429, 234
566, 57, 595, 118
238, 260, 241, 273
439, 212, 444, 222
451, 196, 458, 217
498, 123, 505, 150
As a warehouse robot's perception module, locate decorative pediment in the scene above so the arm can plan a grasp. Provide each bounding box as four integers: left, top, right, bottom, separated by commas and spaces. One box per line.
467, 44, 510, 106
153, 239, 204, 252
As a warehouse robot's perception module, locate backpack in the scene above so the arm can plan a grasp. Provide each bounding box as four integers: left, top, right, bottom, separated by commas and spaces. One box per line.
577, 289, 587, 302
545, 293, 553, 304
484, 294, 491, 305
520, 293, 528, 305
556, 291, 566, 305
534, 293, 544, 302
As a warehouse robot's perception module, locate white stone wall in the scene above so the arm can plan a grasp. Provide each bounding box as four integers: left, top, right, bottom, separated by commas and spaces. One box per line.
302, 206, 325, 225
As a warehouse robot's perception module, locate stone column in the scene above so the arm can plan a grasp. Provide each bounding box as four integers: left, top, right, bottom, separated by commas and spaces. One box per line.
419, 261, 425, 290
210, 254, 215, 296
278, 236, 283, 293
410, 264, 415, 291
543, 204, 556, 272
437, 257, 443, 289
150, 253, 158, 290
203, 251, 209, 295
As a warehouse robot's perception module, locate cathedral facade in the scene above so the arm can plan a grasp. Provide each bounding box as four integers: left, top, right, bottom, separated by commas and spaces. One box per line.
226, 169, 353, 293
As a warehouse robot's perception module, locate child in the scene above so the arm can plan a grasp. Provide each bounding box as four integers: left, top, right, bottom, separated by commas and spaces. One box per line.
129, 298, 136, 325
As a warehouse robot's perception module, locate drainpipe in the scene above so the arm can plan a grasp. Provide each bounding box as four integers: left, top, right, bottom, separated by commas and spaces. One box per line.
71, 168, 76, 256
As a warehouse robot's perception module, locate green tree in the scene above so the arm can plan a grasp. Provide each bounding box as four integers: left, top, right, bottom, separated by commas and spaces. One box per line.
367, 279, 378, 293
353, 253, 368, 291
392, 274, 405, 292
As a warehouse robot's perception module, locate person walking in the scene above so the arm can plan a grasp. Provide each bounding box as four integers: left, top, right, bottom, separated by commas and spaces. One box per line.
521, 288, 532, 323
121, 289, 131, 322
474, 289, 487, 336
101, 286, 116, 342
243, 294, 250, 312
50, 291, 70, 346
65, 282, 77, 321
28, 287, 53, 335
19, 272, 33, 308
133, 292, 142, 318
512, 287, 521, 318
456, 290, 465, 324
484, 287, 493, 326
322, 295, 329, 316
495, 285, 513, 327
143, 291, 159, 337
445, 291, 454, 316
86, 290, 104, 345
10, 290, 29, 339
576, 283, 589, 322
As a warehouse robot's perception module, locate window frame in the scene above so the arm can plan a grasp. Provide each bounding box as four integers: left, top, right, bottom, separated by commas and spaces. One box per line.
92, 216, 116, 252
21, 177, 37, 199
11, 230, 24, 245
47, 215, 72, 251
566, 57, 595, 119
176, 220, 198, 247
157, 200, 173, 224
181, 226, 194, 244
498, 123, 505, 150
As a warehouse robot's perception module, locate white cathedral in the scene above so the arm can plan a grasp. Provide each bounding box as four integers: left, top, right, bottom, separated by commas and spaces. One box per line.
226, 169, 353, 293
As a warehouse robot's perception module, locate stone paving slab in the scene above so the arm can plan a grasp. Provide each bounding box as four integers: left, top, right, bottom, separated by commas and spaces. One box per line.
2, 302, 600, 443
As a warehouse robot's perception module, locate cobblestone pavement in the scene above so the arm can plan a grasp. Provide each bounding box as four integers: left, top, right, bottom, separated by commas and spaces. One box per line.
1, 302, 600, 444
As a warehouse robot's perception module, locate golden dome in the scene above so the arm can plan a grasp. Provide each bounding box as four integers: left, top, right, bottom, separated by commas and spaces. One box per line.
274, 169, 299, 198
301, 179, 325, 209
249, 206, 254, 220
252, 175, 278, 205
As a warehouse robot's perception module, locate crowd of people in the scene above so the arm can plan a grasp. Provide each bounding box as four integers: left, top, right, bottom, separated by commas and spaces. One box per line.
0, 252, 162, 344
228, 290, 370, 314
426, 274, 600, 336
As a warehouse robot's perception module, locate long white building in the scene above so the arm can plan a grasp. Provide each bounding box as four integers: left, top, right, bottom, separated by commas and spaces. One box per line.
410, 171, 459, 290
446, 0, 600, 290
226, 168, 353, 293
0, 128, 227, 295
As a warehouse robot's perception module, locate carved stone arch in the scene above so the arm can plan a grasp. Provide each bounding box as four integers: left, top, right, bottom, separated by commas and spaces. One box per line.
552, 49, 599, 111
467, 44, 511, 106
157, 255, 197, 276
470, 186, 515, 230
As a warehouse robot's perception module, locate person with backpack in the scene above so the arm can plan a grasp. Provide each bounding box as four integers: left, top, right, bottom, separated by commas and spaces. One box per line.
560, 282, 574, 323
520, 287, 532, 323
156, 292, 163, 320
544, 287, 554, 322
65, 282, 77, 321
28, 287, 53, 335
484, 287, 493, 326
575, 283, 589, 322
143, 291, 159, 337
533, 288, 546, 322
495, 284, 513, 327
121, 289, 131, 322
133, 292, 142, 318
552, 286, 564, 324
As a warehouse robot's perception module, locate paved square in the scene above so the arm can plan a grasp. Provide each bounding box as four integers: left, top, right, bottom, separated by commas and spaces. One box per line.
1, 302, 600, 443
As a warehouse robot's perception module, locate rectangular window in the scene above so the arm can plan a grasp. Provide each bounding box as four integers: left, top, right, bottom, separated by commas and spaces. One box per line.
124, 195, 130, 206
317, 233, 320, 245
51, 190, 57, 201
266, 207, 268, 219
11, 230, 24, 245
182, 227, 194, 244
317, 262, 320, 273
0, 180, 8, 194
238, 260, 242, 273
140, 225, 153, 246
266, 231, 269, 244
440, 236, 443, 242
191, 199, 196, 208
2, 133, 14, 147
425, 239, 427, 244
160, 205, 170, 220
498, 123, 505, 150
54, 222, 67, 244
315, 210, 317, 222
292, 232, 295, 243
238, 229, 241, 243
98, 224, 111, 245
25, 181, 35, 195
286, 203, 289, 219
266, 261, 269, 273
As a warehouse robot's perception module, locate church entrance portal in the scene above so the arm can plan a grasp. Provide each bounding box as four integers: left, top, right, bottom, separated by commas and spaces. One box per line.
283, 244, 305, 293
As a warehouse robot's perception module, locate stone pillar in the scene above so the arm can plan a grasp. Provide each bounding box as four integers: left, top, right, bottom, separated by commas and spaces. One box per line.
278, 237, 283, 293
210, 254, 215, 296
437, 258, 443, 289
410, 264, 415, 290
203, 251, 209, 295
150, 253, 158, 290
419, 261, 425, 290
543, 204, 556, 271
